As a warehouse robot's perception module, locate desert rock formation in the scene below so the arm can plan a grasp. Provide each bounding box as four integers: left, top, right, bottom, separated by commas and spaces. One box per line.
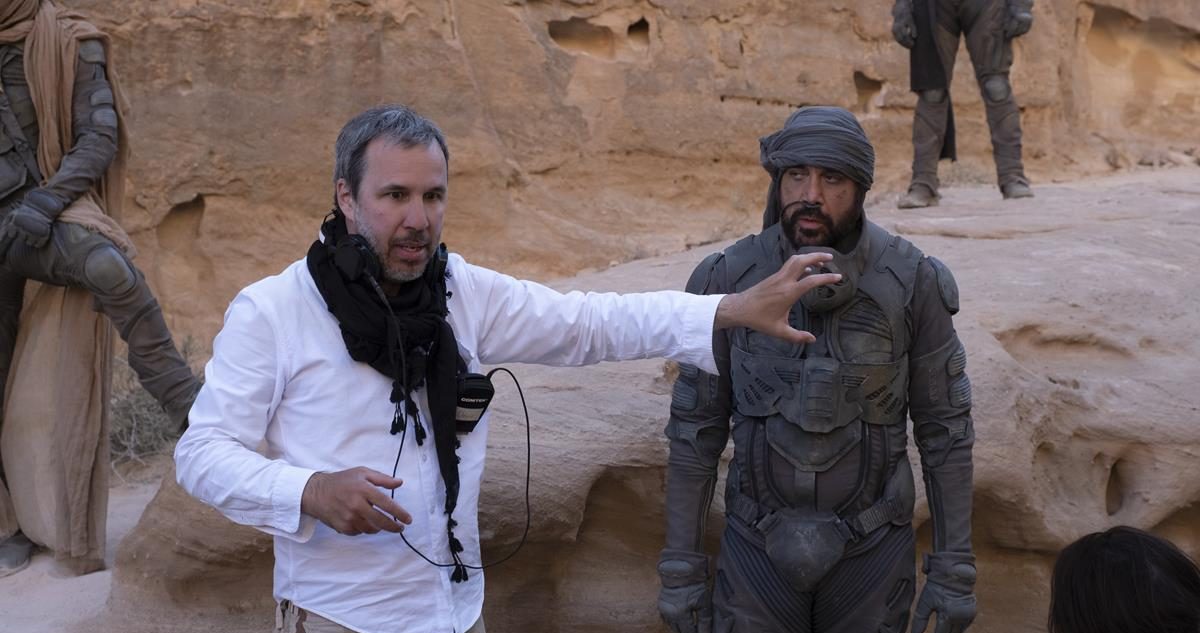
41, 0, 1200, 630
105, 167, 1200, 633
65, 0, 1200, 350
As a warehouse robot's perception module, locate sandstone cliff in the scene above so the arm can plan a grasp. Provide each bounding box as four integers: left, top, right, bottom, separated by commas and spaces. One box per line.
43, 0, 1200, 630
67, 0, 1200, 350
104, 167, 1200, 633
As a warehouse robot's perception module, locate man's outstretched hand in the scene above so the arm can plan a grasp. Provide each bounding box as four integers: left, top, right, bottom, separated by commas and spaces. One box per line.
714, 252, 840, 344
301, 467, 414, 536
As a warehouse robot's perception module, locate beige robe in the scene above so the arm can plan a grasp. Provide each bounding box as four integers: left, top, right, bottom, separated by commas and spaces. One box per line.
0, 0, 134, 574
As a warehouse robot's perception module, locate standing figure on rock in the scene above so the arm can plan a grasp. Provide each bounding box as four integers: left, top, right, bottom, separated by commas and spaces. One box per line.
174, 105, 843, 633
0, 0, 200, 578
658, 107, 977, 633
892, 0, 1035, 208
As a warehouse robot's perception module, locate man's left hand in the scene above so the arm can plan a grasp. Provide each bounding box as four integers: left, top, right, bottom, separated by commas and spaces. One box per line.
1, 189, 64, 252
715, 252, 840, 344
911, 552, 977, 633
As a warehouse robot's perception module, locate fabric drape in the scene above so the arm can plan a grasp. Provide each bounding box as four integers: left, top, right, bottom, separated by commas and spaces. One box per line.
0, 0, 133, 573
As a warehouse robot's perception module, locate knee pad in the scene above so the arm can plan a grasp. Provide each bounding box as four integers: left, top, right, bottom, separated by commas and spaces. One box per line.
83, 246, 137, 296
918, 89, 947, 105
981, 75, 1011, 104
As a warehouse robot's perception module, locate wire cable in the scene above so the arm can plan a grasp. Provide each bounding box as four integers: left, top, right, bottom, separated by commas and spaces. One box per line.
366, 274, 532, 573
387, 367, 532, 571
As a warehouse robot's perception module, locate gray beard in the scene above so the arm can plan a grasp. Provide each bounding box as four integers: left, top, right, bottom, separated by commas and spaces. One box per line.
360, 230, 424, 283
353, 207, 428, 283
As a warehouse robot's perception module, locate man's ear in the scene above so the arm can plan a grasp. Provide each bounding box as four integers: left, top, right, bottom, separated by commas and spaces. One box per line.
336, 179, 357, 230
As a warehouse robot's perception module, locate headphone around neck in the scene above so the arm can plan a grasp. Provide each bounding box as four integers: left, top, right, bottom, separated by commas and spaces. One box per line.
330, 228, 449, 288
333, 232, 383, 283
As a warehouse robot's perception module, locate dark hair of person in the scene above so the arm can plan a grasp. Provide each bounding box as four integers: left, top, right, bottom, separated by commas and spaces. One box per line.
1048, 526, 1200, 633
332, 104, 449, 200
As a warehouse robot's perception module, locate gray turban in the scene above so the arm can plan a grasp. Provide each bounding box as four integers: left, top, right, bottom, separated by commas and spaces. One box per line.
758, 106, 875, 228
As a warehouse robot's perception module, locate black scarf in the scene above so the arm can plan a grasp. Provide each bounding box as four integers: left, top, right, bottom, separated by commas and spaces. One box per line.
306, 213, 470, 576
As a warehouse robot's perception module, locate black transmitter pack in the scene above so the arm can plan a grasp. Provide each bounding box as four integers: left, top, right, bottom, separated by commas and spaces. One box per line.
455, 373, 495, 434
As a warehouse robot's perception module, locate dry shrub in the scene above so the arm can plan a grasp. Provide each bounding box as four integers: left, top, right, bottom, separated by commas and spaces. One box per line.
109, 337, 199, 468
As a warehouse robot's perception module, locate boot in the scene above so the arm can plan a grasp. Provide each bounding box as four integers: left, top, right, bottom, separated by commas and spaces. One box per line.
0, 532, 33, 578
898, 184, 939, 209
1001, 181, 1033, 199
165, 380, 202, 431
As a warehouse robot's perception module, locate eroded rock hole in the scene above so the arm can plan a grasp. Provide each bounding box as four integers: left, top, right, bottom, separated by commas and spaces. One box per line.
549, 17, 615, 59
170, 193, 205, 216
1105, 457, 1126, 516
156, 193, 206, 256
854, 71, 883, 113
627, 18, 649, 49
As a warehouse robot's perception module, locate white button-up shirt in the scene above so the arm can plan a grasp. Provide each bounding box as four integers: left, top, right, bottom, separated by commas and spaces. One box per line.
175, 254, 723, 633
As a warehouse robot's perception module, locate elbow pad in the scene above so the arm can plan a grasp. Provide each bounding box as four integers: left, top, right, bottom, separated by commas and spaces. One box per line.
73, 40, 119, 138
910, 337, 973, 467
667, 363, 729, 468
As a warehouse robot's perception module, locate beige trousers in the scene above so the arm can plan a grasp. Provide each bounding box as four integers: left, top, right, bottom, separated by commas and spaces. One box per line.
275, 600, 486, 633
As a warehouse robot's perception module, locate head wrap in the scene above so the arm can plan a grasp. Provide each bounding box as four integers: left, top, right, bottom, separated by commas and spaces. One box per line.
758, 106, 875, 228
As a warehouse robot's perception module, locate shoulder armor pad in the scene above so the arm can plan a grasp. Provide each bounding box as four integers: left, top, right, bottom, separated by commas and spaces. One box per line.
78, 39, 106, 64
891, 235, 921, 263
685, 252, 725, 294
866, 221, 924, 296
724, 224, 787, 290
722, 234, 760, 282
926, 256, 960, 315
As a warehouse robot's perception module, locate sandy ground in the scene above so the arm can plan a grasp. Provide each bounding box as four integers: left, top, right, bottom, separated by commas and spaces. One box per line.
0, 470, 161, 632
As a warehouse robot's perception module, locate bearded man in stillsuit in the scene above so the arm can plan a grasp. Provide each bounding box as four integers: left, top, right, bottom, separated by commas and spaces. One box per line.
658, 106, 978, 633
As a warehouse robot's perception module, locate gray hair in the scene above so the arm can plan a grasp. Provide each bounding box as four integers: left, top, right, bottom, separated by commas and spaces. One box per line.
333, 104, 450, 200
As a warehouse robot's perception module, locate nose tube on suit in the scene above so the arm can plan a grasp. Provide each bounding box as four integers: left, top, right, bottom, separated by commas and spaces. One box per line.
794, 246, 860, 313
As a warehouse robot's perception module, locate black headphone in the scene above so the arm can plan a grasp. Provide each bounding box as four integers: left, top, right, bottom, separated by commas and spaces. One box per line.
329, 225, 451, 289
332, 232, 383, 283
325, 217, 491, 433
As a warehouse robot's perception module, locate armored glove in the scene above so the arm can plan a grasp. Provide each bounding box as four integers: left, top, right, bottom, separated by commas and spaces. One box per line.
0, 189, 63, 252
891, 0, 917, 48
658, 549, 713, 633
1003, 0, 1034, 38
911, 552, 977, 633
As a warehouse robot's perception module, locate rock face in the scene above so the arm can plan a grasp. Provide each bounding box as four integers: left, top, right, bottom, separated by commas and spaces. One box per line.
65, 0, 1200, 352
111, 468, 273, 614
108, 167, 1200, 632
71, 0, 1200, 630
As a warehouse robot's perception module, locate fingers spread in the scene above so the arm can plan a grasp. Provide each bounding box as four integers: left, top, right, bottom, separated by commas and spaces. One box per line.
784, 252, 834, 278
797, 272, 843, 293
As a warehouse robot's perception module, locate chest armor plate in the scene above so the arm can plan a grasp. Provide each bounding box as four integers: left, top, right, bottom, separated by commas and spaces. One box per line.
724, 222, 921, 472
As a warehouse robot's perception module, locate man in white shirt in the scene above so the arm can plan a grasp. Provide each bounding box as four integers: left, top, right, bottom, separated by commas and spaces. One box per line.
175, 104, 841, 633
